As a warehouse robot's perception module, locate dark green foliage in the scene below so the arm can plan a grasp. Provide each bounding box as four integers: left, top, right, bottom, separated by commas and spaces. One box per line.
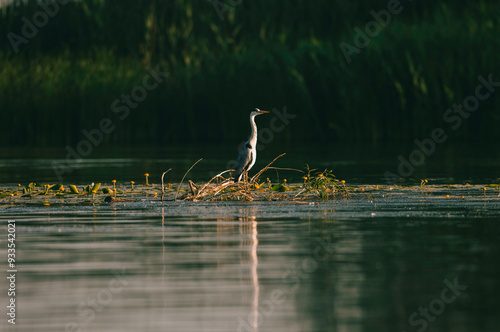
1, 0, 500, 146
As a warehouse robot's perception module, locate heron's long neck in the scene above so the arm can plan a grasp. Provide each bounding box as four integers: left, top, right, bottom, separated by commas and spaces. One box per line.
249, 115, 258, 147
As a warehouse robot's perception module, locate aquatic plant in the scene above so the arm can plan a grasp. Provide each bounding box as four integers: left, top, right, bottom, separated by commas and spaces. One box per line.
69, 185, 79, 194
294, 165, 348, 200
102, 187, 113, 194
1, 176, 497, 208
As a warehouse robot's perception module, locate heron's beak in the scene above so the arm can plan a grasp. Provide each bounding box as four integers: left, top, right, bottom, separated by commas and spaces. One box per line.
259, 110, 270, 114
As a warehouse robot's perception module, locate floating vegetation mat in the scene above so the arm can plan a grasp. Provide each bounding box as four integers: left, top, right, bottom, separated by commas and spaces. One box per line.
1, 181, 500, 208
0, 154, 499, 208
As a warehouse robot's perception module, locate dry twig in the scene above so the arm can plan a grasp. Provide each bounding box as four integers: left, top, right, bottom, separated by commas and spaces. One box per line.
250, 153, 286, 183
175, 158, 203, 200
161, 168, 172, 201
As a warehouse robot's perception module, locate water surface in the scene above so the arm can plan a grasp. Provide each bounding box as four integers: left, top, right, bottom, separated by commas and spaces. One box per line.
2, 195, 500, 332
1, 143, 499, 184
1, 145, 500, 331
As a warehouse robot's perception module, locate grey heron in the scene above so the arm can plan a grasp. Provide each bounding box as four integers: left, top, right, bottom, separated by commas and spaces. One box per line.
233, 108, 270, 182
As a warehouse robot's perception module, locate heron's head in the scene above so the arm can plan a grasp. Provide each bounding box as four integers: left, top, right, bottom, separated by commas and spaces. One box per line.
250, 108, 270, 116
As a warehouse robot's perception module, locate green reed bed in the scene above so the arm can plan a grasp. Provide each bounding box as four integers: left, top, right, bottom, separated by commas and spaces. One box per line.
1, 2, 500, 146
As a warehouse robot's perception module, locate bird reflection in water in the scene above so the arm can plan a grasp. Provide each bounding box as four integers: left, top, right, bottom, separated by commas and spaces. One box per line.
218, 210, 260, 331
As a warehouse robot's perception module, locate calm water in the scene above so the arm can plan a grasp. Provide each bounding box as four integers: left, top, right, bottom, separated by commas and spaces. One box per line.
1, 145, 500, 331
1, 143, 499, 185
2, 198, 500, 331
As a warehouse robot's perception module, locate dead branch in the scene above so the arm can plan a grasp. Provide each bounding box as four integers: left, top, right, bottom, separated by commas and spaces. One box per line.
161, 168, 172, 201
250, 153, 286, 184
175, 158, 203, 200
195, 169, 234, 198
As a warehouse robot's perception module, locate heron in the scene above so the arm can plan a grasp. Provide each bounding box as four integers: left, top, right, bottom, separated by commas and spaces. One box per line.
233, 108, 270, 182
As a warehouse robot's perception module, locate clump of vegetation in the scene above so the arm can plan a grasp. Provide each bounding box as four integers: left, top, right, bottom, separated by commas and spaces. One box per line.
295, 165, 348, 200
2, 169, 500, 207
0, 154, 353, 205
154, 154, 345, 202
170, 154, 293, 201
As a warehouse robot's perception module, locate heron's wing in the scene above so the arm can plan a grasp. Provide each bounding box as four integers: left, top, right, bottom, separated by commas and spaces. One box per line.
234, 143, 253, 178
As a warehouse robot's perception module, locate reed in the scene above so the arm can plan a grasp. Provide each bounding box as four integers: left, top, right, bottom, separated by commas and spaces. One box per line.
1, 1, 500, 146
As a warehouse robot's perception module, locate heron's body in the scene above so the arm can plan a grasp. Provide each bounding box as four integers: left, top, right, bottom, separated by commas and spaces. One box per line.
234, 108, 269, 182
